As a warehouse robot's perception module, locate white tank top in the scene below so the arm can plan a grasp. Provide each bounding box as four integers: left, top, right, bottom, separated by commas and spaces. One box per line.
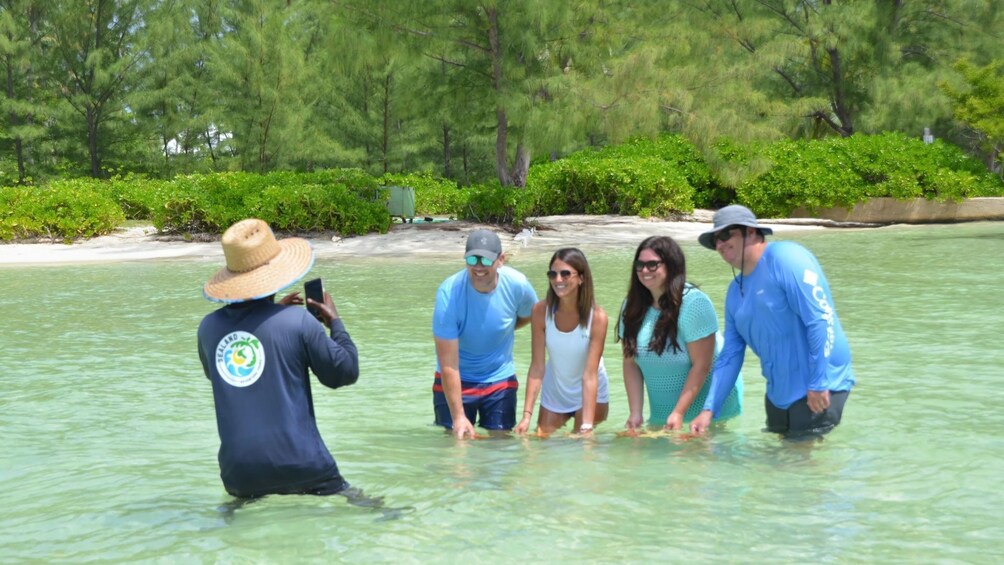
540, 308, 609, 413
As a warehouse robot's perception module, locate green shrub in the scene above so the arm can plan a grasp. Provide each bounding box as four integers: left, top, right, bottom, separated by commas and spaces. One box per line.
312, 168, 383, 201
736, 139, 864, 217
462, 181, 526, 226
734, 133, 1004, 217
527, 154, 695, 217
152, 170, 390, 236
152, 174, 221, 233
526, 134, 701, 217
0, 180, 124, 242
254, 182, 390, 235
379, 172, 464, 216
596, 134, 713, 193
103, 174, 171, 220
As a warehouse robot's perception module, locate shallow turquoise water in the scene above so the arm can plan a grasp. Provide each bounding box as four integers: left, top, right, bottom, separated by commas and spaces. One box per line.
2, 222, 1002, 562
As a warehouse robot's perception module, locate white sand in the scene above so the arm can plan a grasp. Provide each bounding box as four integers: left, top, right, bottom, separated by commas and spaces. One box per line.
0, 213, 827, 266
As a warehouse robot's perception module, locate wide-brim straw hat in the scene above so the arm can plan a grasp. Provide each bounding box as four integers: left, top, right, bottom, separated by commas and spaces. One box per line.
697, 204, 774, 250
203, 218, 314, 303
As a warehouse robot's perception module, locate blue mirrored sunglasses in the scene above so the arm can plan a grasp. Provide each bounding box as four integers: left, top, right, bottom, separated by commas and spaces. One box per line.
466, 255, 494, 267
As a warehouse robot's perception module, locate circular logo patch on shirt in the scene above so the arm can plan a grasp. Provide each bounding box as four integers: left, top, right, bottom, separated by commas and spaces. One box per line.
215, 331, 265, 388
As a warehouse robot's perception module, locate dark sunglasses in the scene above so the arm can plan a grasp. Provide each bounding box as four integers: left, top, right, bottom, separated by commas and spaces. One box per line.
715, 226, 742, 243
546, 269, 577, 280
633, 260, 662, 272
465, 255, 494, 267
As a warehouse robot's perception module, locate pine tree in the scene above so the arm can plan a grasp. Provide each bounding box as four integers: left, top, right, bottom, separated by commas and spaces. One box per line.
0, 0, 47, 183
46, 0, 149, 177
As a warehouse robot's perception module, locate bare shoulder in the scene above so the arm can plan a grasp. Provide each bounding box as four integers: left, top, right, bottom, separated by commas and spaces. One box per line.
592, 305, 609, 325
590, 305, 609, 340
531, 300, 548, 322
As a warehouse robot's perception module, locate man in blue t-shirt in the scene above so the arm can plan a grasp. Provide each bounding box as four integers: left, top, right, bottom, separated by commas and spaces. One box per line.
198, 218, 359, 498
432, 229, 538, 439
692, 205, 855, 438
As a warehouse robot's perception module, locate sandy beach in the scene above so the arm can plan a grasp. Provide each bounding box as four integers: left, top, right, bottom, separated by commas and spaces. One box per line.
0, 213, 831, 266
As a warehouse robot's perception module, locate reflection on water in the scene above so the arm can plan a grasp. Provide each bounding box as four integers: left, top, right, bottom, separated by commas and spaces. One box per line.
1, 222, 1003, 561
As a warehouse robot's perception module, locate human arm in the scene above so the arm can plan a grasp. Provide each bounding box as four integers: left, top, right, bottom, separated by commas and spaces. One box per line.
701, 288, 745, 418
514, 273, 539, 331
515, 302, 547, 434
197, 331, 211, 380
515, 315, 532, 330
776, 245, 837, 394
280, 288, 341, 328
578, 307, 608, 434
666, 332, 714, 430
623, 355, 645, 430
435, 336, 476, 439
431, 278, 476, 439
690, 410, 713, 434
806, 390, 831, 413
306, 292, 359, 389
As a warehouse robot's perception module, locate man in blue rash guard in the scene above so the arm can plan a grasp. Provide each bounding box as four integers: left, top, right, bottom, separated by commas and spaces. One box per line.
198, 218, 359, 498
432, 229, 538, 439
691, 205, 855, 438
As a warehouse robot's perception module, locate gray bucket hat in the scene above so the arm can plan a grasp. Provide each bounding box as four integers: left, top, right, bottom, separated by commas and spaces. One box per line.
698, 205, 773, 250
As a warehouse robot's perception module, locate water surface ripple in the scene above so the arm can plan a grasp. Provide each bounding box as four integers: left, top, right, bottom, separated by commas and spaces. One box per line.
1, 222, 1002, 561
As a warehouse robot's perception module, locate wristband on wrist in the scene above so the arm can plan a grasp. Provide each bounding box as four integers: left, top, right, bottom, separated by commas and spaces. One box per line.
522, 410, 533, 416
579, 423, 594, 432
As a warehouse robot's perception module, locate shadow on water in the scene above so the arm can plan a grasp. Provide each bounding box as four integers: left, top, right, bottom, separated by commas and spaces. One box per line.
215, 486, 415, 524
936, 234, 1004, 241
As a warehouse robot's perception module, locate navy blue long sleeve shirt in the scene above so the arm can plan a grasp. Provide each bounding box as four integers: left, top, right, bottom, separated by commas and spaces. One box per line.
197, 299, 358, 497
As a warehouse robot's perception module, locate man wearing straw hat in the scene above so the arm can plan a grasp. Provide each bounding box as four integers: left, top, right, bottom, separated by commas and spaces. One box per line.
198, 218, 359, 498
432, 229, 538, 439
691, 205, 855, 438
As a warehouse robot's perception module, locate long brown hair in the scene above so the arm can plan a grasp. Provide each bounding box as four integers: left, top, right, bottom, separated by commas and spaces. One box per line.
618, 236, 688, 357
545, 247, 595, 329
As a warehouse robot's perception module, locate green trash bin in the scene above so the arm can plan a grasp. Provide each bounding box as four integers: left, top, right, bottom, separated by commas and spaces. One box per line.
385, 186, 416, 222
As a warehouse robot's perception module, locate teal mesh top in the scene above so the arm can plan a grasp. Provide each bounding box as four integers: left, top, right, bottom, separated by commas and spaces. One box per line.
620, 285, 742, 425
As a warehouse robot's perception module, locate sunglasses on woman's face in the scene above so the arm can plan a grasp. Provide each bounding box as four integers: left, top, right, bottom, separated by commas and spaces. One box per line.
546, 269, 576, 280
633, 260, 662, 272
466, 255, 494, 267
715, 226, 741, 243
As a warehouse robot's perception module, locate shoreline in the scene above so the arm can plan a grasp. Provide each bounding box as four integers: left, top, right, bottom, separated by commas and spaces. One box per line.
0, 213, 856, 266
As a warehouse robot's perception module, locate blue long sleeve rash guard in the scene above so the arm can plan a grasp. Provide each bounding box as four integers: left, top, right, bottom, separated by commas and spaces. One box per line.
704, 241, 854, 414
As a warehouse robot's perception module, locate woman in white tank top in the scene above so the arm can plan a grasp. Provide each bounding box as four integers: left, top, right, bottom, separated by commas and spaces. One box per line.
515, 248, 609, 436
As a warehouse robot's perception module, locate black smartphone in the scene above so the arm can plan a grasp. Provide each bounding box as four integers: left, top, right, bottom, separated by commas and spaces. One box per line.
304, 278, 325, 321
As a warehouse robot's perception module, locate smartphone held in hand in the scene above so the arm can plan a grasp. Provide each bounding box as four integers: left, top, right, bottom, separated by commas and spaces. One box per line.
304, 278, 325, 321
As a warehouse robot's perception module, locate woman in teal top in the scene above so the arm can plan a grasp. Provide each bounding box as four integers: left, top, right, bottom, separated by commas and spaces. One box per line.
618, 236, 742, 430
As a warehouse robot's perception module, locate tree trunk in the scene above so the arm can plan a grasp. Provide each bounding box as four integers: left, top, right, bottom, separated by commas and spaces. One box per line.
463, 144, 470, 186
511, 143, 530, 189
5, 53, 26, 184
495, 106, 512, 186
204, 128, 218, 163
382, 73, 391, 174
160, 100, 171, 175
87, 106, 101, 177
827, 47, 854, 136
26, 6, 38, 173
442, 123, 451, 179
486, 7, 516, 187
14, 138, 25, 183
